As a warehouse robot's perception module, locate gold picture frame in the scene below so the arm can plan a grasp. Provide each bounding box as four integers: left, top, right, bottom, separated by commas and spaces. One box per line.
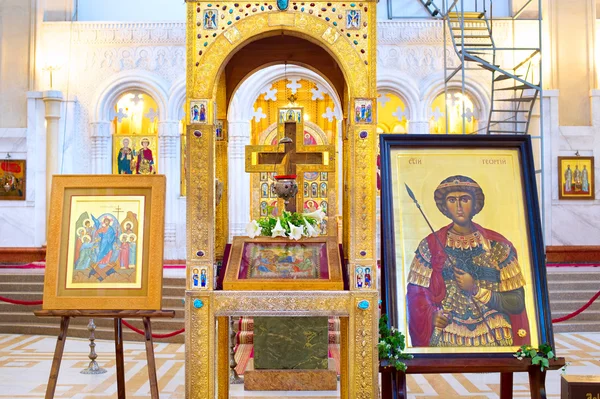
558, 156, 595, 200
223, 236, 343, 291
43, 175, 166, 310
380, 135, 554, 356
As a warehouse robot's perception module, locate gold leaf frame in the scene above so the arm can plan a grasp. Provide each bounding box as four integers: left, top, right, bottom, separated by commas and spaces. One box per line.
223, 236, 343, 291
185, 1, 378, 397
43, 175, 166, 310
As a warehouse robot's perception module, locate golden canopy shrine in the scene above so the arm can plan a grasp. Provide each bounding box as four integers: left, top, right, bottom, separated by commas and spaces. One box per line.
184, 0, 378, 397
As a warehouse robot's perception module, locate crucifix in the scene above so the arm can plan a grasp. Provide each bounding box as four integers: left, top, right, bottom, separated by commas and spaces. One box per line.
245, 107, 335, 213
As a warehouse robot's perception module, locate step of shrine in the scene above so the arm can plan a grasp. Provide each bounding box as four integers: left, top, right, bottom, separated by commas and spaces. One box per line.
0, 271, 186, 343
0, 266, 598, 343
547, 267, 600, 333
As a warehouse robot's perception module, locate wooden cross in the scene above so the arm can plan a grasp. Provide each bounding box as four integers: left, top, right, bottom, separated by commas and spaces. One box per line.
245, 108, 335, 212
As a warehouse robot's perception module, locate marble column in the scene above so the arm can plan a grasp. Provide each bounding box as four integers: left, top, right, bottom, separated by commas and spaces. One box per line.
158, 120, 181, 260
90, 121, 112, 174
228, 121, 251, 239
27, 91, 47, 246
43, 90, 63, 232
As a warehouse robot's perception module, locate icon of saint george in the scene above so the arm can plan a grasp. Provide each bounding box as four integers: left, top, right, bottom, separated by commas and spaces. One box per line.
406, 175, 530, 348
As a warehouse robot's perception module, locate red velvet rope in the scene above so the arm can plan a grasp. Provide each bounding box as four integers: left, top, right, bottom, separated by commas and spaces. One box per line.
121, 320, 185, 339
2, 290, 600, 332
0, 296, 43, 305
551, 290, 600, 323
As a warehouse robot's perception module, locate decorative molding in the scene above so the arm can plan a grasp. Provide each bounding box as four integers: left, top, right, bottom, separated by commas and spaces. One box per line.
42, 20, 514, 47
0, 247, 46, 264
43, 22, 186, 45
546, 246, 600, 263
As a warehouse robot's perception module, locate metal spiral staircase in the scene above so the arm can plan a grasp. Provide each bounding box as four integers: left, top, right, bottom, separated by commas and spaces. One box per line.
418, 0, 542, 135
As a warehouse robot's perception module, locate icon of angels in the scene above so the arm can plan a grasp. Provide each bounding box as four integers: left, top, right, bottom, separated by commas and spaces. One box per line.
203, 9, 218, 30
346, 10, 361, 30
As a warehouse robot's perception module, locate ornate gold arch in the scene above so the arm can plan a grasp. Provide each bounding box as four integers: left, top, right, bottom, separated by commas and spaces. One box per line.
185, 2, 378, 398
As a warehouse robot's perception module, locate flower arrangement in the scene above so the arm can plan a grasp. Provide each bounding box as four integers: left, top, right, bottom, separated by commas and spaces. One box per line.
378, 314, 413, 371
513, 343, 556, 372
245, 209, 325, 240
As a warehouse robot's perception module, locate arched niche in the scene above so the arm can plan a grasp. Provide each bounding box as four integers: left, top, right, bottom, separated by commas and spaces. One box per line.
184, 7, 378, 399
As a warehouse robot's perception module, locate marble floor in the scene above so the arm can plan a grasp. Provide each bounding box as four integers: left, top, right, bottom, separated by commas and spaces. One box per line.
0, 332, 598, 398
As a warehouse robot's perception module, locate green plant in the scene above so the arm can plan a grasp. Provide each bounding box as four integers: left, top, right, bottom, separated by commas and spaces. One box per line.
514, 343, 557, 372
247, 209, 323, 240
378, 314, 413, 371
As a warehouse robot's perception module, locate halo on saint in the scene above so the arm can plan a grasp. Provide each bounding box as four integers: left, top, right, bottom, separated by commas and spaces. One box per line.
140, 137, 151, 146
77, 227, 86, 236
129, 233, 137, 242
82, 234, 92, 243
83, 218, 92, 227
121, 137, 132, 147
120, 233, 129, 242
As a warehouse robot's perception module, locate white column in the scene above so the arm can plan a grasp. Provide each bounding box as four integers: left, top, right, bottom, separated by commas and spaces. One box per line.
90, 121, 112, 174
158, 120, 181, 260
409, 120, 429, 134
43, 90, 63, 233
228, 120, 251, 239
27, 91, 47, 246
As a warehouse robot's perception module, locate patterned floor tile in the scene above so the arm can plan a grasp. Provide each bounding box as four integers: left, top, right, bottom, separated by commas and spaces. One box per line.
0, 333, 598, 398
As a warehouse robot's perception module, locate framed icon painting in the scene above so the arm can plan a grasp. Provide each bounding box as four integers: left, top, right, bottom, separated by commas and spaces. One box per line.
0, 159, 25, 200
379, 135, 553, 356
223, 236, 343, 291
43, 175, 166, 310
558, 156, 595, 200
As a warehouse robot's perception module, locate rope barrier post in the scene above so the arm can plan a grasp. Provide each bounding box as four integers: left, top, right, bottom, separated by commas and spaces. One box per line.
81, 319, 107, 375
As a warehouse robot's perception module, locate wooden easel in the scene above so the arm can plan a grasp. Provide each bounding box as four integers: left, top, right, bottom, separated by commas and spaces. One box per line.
34, 310, 175, 399
380, 357, 566, 399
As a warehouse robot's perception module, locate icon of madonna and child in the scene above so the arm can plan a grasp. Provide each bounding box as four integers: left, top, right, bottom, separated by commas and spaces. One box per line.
71, 211, 140, 285
405, 175, 531, 349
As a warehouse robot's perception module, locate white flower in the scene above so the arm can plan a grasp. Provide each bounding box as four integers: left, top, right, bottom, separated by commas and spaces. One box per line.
288, 221, 305, 241
245, 220, 261, 238
303, 218, 319, 237
271, 218, 287, 238
303, 209, 326, 223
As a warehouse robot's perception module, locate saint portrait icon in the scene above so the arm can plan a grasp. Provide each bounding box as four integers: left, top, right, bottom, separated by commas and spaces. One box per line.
346, 10, 361, 30
136, 137, 155, 174
190, 100, 208, 124
406, 175, 531, 348
559, 156, 595, 200
203, 9, 218, 30
354, 99, 373, 124
117, 137, 135, 174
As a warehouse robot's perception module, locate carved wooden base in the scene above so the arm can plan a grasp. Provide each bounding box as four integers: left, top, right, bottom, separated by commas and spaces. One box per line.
244, 359, 337, 391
